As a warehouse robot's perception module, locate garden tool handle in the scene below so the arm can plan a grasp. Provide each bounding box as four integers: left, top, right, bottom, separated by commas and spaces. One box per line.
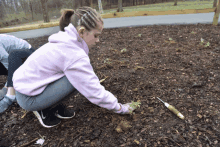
165, 103, 185, 120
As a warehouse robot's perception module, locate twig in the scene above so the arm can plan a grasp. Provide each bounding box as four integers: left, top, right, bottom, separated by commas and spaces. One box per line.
57, 139, 64, 147
205, 136, 212, 145
167, 138, 180, 146
100, 76, 108, 83
21, 111, 29, 119
19, 138, 38, 147
42, 142, 48, 147
122, 84, 127, 95
72, 133, 82, 140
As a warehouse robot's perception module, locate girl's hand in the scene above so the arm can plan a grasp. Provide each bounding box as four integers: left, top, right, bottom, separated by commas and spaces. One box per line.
114, 103, 136, 114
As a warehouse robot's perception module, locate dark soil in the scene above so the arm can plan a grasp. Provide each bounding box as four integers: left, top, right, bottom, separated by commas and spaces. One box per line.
1, 24, 220, 147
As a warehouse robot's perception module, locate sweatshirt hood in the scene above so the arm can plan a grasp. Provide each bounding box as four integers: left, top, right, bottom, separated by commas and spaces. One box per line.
48, 23, 89, 55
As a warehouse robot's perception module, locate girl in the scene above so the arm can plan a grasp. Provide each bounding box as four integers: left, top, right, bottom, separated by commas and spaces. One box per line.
0, 35, 33, 113
0, 48, 36, 113
13, 7, 136, 128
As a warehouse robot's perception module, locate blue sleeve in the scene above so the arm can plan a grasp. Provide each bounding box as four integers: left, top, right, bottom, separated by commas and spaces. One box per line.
0, 45, 9, 70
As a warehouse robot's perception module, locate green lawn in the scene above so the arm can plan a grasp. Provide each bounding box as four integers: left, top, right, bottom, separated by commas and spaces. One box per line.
103, 0, 213, 13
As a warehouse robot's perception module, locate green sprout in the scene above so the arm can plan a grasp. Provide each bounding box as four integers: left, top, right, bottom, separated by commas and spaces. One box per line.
205, 42, 210, 47
104, 58, 112, 64
121, 48, 127, 53
169, 38, 173, 41
200, 38, 204, 44
138, 34, 142, 37
129, 101, 141, 113
191, 31, 196, 34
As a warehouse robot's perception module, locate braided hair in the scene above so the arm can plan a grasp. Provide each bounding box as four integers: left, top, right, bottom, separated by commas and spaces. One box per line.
59, 7, 103, 32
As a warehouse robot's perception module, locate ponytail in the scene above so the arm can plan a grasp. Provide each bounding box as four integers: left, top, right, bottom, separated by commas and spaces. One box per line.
59, 9, 75, 31
59, 7, 103, 32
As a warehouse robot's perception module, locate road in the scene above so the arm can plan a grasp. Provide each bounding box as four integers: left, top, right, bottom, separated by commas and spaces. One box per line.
3, 12, 218, 39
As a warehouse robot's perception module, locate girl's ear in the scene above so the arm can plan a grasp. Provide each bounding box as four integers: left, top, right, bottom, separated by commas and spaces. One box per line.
78, 27, 86, 38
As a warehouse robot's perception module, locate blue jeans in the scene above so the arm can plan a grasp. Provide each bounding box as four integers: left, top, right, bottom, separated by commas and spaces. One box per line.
7, 48, 35, 87
16, 76, 78, 111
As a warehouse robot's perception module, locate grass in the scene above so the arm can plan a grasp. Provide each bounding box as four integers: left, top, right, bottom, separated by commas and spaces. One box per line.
103, 0, 213, 13
0, 0, 214, 28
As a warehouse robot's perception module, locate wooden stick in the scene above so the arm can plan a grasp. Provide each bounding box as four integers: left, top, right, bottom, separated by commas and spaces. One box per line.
57, 139, 64, 147
19, 138, 38, 147
21, 111, 29, 119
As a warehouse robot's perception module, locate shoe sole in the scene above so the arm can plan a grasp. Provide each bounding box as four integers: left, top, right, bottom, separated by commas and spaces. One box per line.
55, 112, 76, 119
33, 111, 61, 128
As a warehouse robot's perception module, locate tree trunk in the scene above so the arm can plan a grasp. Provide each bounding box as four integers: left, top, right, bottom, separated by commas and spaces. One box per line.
90, 0, 93, 8
0, 0, 5, 19
118, 0, 123, 12
20, 0, 27, 15
73, 0, 81, 10
213, 0, 217, 8
29, 0, 34, 20
13, 0, 18, 13
98, 0, 103, 14
174, 0, 177, 6
40, 0, 50, 22
213, 0, 220, 25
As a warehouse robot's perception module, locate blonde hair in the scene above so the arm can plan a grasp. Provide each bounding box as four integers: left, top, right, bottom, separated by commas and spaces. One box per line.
59, 6, 103, 32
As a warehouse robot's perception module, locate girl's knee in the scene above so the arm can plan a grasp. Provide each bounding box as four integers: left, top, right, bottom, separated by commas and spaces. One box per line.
16, 92, 35, 111
16, 99, 34, 111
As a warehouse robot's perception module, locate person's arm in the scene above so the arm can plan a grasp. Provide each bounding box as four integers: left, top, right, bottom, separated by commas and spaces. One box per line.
0, 46, 9, 70
64, 57, 121, 111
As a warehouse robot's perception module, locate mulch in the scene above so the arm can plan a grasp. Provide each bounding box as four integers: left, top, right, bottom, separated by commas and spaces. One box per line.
1, 24, 220, 147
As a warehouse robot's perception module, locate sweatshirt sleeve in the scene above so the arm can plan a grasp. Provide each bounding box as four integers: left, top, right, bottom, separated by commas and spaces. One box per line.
64, 57, 121, 111
0, 46, 9, 70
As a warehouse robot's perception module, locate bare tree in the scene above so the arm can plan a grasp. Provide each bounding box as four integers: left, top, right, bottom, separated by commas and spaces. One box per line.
40, 0, 50, 22
213, 0, 217, 8
118, 0, 123, 12
29, 0, 34, 20
73, 0, 82, 9
13, 0, 19, 13
98, 0, 103, 14
213, 0, 220, 25
0, 0, 6, 19
90, 0, 93, 8
20, 0, 29, 15
174, 0, 177, 6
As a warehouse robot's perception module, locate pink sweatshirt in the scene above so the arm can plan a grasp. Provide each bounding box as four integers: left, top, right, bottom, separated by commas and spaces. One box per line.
13, 23, 121, 111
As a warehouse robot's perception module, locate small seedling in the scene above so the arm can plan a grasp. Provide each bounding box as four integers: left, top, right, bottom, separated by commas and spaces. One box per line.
205, 42, 210, 47
104, 58, 112, 64
200, 38, 204, 44
138, 34, 142, 37
111, 48, 118, 52
169, 38, 173, 41
191, 31, 196, 34
129, 101, 141, 113
121, 48, 127, 53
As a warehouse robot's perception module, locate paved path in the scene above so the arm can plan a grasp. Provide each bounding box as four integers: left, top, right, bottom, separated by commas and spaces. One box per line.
3, 12, 218, 39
